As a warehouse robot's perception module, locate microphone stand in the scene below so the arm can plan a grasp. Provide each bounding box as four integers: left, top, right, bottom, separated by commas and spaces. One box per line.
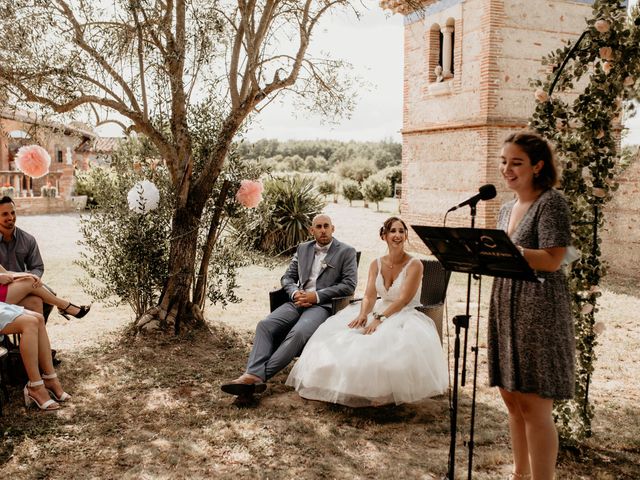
445, 203, 477, 480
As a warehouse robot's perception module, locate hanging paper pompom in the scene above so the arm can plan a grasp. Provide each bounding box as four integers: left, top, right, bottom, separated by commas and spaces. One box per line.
127, 180, 160, 213
14, 145, 51, 178
236, 179, 263, 208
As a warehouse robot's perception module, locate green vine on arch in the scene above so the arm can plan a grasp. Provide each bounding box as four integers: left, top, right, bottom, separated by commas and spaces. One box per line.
529, 0, 640, 444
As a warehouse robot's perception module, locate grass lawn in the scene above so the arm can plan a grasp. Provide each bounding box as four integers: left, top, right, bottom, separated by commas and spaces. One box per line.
1, 201, 639, 479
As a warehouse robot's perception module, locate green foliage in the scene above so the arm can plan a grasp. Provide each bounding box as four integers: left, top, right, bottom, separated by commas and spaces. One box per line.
317, 176, 338, 197
74, 171, 99, 208
341, 179, 363, 206
529, 0, 640, 444
377, 166, 402, 197
76, 138, 173, 317
337, 157, 376, 183
237, 138, 401, 173
77, 135, 266, 318
239, 175, 326, 255
362, 176, 390, 211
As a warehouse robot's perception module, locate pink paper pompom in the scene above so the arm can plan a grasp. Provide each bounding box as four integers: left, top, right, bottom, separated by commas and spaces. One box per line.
236, 180, 263, 208
15, 145, 51, 178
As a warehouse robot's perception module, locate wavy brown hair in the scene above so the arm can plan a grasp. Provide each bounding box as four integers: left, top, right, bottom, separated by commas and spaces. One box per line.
503, 131, 559, 190
379, 216, 409, 240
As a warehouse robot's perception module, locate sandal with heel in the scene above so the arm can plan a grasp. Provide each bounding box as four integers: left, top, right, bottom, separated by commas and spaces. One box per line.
24, 380, 60, 411
59, 302, 91, 320
42, 373, 71, 402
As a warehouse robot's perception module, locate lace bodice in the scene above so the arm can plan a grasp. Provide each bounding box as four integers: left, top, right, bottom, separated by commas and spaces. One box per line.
375, 257, 422, 308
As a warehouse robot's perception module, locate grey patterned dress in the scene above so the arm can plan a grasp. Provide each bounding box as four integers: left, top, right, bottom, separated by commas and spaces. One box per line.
488, 188, 575, 399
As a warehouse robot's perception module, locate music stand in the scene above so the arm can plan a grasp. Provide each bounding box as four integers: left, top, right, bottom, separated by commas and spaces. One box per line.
412, 225, 539, 480
413, 226, 539, 282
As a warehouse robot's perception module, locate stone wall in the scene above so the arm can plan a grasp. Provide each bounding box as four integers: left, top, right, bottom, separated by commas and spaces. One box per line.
13, 196, 85, 215
601, 158, 640, 282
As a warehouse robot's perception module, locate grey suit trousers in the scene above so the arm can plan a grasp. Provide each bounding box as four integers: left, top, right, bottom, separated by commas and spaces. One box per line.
246, 302, 331, 381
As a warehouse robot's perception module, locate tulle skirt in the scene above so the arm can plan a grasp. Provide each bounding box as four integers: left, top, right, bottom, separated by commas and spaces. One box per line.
286, 301, 449, 407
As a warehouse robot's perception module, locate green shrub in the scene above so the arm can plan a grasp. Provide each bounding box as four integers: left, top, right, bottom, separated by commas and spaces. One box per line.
317, 177, 337, 197
362, 176, 391, 211
77, 136, 265, 318
240, 175, 326, 255
377, 166, 402, 197
74, 170, 100, 208
342, 179, 363, 206
337, 157, 376, 183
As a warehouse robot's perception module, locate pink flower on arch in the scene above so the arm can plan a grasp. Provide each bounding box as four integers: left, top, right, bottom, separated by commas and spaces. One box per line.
236, 179, 263, 208
599, 47, 613, 61
594, 20, 610, 33
534, 89, 549, 103
14, 145, 51, 178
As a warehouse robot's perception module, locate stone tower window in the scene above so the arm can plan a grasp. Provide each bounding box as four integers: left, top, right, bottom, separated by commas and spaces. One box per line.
428, 18, 456, 83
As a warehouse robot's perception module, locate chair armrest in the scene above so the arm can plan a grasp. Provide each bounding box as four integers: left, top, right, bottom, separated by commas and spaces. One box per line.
415, 303, 444, 343
269, 288, 290, 312
331, 295, 355, 315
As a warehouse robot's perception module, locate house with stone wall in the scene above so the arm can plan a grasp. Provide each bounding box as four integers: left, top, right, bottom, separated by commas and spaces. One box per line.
381, 0, 638, 281
0, 109, 95, 214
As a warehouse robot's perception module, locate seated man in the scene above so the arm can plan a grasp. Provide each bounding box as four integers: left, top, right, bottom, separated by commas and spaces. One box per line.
221, 213, 358, 398
0, 196, 49, 317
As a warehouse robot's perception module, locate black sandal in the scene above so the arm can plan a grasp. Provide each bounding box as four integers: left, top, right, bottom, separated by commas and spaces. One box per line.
59, 302, 91, 320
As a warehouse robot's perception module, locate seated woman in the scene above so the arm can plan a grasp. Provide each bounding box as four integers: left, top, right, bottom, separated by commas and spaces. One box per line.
0, 269, 90, 410
286, 216, 448, 407
0, 267, 90, 320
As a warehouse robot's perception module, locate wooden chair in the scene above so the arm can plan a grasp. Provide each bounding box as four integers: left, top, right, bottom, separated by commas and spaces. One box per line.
269, 251, 361, 315
415, 259, 451, 342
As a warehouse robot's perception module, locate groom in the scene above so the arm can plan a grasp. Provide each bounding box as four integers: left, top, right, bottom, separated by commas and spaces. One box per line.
221, 213, 358, 397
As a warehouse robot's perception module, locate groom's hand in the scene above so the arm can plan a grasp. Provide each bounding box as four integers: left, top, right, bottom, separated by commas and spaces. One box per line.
293, 290, 316, 307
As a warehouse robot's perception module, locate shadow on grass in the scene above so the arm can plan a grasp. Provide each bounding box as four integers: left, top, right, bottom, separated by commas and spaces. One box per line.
1, 323, 638, 479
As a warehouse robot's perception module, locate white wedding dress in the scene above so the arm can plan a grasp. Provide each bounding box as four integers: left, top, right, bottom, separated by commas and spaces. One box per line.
286, 257, 448, 407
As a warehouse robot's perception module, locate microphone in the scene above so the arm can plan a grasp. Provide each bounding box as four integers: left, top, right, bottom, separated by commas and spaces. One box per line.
447, 184, 497, 213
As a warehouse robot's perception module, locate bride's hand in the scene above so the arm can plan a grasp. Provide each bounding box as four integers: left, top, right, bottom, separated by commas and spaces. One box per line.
348, 314, 367, 329
363, 318, 381, 335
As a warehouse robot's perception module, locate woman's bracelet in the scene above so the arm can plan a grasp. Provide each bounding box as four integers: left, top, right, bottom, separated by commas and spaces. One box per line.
517, 245, 525, 257
373, 312, 387, 323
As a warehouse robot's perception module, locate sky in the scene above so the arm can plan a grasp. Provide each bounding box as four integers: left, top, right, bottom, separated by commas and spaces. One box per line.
243, 7, 404, 142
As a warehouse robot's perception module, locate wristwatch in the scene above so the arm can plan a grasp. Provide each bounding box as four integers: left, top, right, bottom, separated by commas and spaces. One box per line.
373, 312, 387, 323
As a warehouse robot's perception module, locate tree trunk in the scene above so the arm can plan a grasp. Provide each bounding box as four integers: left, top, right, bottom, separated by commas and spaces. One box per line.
135, 202, 205, 334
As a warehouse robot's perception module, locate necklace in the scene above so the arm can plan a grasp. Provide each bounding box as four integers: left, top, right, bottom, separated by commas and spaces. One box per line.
387, 254, 407, 268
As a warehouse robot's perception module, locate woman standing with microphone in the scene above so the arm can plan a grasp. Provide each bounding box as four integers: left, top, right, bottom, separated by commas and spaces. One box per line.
489, 131, 574, 480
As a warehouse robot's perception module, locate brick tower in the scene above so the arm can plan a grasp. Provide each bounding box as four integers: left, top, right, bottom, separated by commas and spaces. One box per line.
381, 0, 594, 241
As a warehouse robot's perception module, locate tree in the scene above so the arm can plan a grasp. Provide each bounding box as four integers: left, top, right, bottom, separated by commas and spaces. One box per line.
337, 157, 376, 182
362, 175, 390, 211
0, 0, 358, 334
341, 179, 362, 206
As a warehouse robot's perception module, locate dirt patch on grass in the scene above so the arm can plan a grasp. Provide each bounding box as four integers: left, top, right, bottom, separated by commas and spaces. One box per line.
2, 320, 639, 479
2, 201, 640, 479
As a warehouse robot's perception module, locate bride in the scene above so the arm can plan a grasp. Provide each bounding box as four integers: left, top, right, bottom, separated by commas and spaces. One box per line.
286, 216, 448, 407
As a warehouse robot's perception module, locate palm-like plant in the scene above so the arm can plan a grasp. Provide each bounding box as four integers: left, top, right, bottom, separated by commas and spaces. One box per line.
244, 175, 326, 255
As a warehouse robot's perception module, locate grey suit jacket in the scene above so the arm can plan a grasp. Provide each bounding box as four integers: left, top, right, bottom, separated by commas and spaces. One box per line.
281, 237, 358, 309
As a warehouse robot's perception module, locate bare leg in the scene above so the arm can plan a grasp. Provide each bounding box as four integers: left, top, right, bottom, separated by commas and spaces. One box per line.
500, 388, 532, 478
0, 312, 55, 407
5, 281, 81, 315
17, 295, 44, 315
518, 393, 557, 480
